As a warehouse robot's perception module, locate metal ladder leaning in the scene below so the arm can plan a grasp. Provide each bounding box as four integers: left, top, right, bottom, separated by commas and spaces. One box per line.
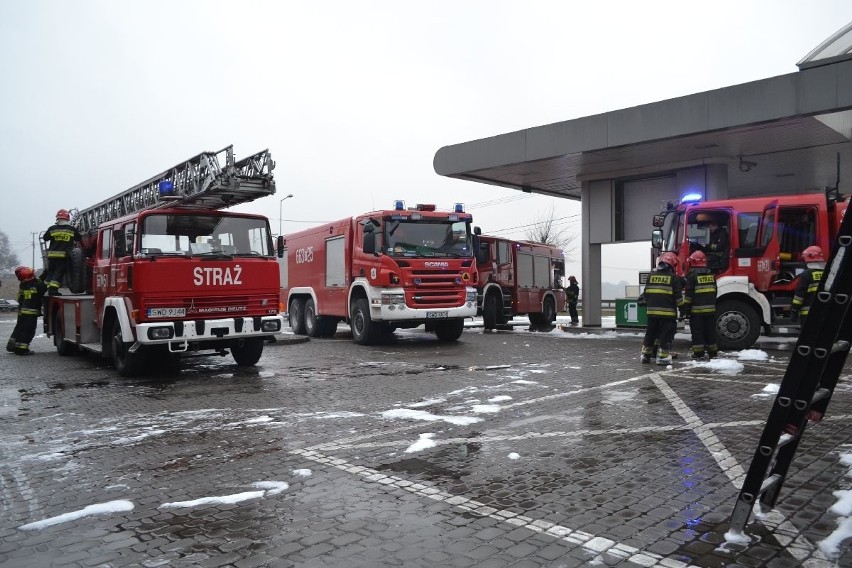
729, 204, 852, 533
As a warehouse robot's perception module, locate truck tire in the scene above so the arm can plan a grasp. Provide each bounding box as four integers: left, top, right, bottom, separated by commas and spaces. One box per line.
304, 298, 319, 337
53, 310, 77, 356
716, 299, 761, 351
289, 298, 306, 335
542, 297, 556, 323
434, 319, 465, 341
351, 298, 379, 345
111, 319, 144, 377
232, 337, 264, 366
68, 248, 88, 294
483, 294, 499, 330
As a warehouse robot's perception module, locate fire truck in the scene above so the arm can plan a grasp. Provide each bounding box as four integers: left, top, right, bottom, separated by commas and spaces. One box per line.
473, 232, 566, 331
43, 146, 284, 376
650, 187, 847, 350
279, 201, 478, 345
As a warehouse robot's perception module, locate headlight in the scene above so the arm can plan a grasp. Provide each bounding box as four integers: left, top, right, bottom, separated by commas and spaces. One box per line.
147, 327, 174, 340
262, 319, 281, 332
381, 293, 406, 306
466, 290, 477, 302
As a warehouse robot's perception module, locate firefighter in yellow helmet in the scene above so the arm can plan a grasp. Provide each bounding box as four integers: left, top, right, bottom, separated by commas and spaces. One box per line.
790, 245, 826, 327
42, 208, 82, 295
6, 266, 47, 355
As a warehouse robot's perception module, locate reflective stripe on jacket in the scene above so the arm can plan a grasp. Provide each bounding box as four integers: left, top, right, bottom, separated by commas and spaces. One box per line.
684, 270, 717, 315
644, 269, 683, 318
791, 268, 824, 316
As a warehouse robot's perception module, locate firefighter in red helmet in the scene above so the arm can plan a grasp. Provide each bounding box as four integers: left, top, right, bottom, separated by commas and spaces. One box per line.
42, 208, 82, 295
683, 250, 718, 359
6, 266, 47, 355
790, 245, 826, 326
640, 252, 684, 365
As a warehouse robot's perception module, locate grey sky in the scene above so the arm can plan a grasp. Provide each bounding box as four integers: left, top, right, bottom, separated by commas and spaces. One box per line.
1, 1, 850, 284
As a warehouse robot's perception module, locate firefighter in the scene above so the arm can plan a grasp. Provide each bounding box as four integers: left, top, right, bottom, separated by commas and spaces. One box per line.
683, 250, 718, 359
5, 266, 47, 356
641, 252, 684, 365
790, 245, 826, 327
42, 208, 82, 295
566, 276, 580, 326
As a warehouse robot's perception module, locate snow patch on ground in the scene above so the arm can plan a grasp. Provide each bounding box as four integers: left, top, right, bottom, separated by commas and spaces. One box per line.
684, 358, 744, 375
737, 349, 770, 361
405, 433, 436, 453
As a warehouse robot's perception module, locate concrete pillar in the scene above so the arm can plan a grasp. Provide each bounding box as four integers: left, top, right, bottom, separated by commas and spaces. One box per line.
581, 180, 605, 327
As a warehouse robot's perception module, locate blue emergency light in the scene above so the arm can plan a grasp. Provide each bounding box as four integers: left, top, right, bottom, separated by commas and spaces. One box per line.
394, 200, 405, 210
158, 180, 175, 196
454, 203, 464, 213
680, 192, 702, 204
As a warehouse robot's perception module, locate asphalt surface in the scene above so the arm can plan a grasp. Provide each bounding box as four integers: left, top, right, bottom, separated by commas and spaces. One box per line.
1, 313, 850, 568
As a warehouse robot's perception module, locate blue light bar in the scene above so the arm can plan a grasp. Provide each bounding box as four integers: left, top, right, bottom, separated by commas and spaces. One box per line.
454, 203, 464, 213
394, 200, 405, 210
680, 192, 702, 204
158, 180, 175, 196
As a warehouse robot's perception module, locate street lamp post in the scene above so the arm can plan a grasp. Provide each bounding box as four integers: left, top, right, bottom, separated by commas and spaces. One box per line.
279, 194, 294, 236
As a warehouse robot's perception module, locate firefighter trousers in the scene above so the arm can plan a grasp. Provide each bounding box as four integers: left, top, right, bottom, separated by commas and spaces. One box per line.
642, 317, 677, 357
689, 313, 718, 357
8, 314, 38, 354
45, 256, 69, 292
567, 302, 578, 323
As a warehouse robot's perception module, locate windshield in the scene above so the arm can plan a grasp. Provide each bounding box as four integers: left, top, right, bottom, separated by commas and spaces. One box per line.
384, 218, 473, 258
140, 214, 273, 256
662, 211, 683, 252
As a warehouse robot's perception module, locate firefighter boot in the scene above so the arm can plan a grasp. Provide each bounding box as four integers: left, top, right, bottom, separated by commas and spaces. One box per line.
707, 347, 719, 359
6, 338, 16, 353
691, 347, 706, 360
656, 350, 673, 365
640, 346, 654, 364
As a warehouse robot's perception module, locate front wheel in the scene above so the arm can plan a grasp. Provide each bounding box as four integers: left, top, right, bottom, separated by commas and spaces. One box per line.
111, 319, 144, 377
434, 319, 465, 341
350, 298, 378, 345
289, 298, 306, 335
232, 338, 264, 366
715, 299, 761, 351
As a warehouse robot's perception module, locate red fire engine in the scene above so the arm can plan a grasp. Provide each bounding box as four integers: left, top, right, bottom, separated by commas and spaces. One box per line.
474, 232, 566, 331
651, 187, 847, 350
280, 201, 478, 345
43, 146, 284, 376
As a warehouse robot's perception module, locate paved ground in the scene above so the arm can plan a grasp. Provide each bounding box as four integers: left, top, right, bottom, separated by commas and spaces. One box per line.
0, 313, 850, 567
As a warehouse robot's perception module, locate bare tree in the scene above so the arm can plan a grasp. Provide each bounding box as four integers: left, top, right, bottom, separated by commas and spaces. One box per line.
523, 204, 578, 259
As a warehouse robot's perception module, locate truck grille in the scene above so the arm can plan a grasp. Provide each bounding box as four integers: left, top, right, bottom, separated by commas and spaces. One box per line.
141, 294, 278, 318
406, 271, 467, 307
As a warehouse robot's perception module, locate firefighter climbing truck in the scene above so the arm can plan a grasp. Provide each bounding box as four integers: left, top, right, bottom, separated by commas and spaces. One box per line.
651, 188, 847, 350
43, 146, 284, 376
473, 231, 566, 331
280, 201, 478, 345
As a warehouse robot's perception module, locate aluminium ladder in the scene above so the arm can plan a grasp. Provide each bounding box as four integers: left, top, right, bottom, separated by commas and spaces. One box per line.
729, 200, 852, 533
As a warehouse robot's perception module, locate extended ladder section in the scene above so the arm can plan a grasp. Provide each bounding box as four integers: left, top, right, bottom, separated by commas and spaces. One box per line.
73, 145, 275, 234
729, 203, 852, 533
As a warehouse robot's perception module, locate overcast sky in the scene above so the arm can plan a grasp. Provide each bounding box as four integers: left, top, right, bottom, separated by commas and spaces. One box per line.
1, 1, 850, 284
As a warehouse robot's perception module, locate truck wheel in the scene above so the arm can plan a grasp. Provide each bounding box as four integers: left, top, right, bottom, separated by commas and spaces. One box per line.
232, 338, 264, 366
351, 298, 378, 345
53, 310, 77, 356
542, 297, 556, 323
435, 319, 465, 341
111, 319, 144, 377
304, 298, 319, 337
289, 298, 306, 335
528, 312, 545, 326
483, 294, 499, 330
716, 299, 761, 351
68, 248, 88, 294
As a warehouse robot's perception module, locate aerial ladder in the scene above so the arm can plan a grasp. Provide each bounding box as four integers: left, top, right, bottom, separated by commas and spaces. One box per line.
728, 194, 852, 534
72, 145, 275, 235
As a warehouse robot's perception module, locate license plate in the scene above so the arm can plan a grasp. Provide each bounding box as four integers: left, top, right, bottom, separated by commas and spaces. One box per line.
426, 311, 448, 319
148, 307, 186, 318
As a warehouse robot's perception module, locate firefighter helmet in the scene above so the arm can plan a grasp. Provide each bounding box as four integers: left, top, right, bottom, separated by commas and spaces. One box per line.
802, 245, 825, 263
568, 275, 577, 282
687, 250, 707, 268
658, 252, 679, 269
55, 209, 71, 221
15, 266, 36, 281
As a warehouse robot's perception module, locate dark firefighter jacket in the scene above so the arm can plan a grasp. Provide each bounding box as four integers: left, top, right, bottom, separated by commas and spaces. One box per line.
683, 269, 717, 315
566, 282, 579, 303
43, 223, 82, 259
791, 267, 824, 317
643, 266, 683, 318
17, 279, 47, 317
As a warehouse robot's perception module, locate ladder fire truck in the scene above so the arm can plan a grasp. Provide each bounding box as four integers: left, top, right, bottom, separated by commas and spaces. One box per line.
650, 186, 847, 350
474, 232, 566, 331
43, 145, 284, 376
279, 201, 478, 345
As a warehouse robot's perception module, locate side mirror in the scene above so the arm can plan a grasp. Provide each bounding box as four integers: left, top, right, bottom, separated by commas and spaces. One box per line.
652, 215, 666, 228
363, 230, 376, 254
651, 229, 663, 249
276, 235, 285, 258
472, 234, 481, 259
474, 226, 482, 236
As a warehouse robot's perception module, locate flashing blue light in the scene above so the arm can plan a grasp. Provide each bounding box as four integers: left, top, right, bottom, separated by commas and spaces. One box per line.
454, 203, 464, 213
394, 200, 405, 210
681, 192, 702, 204
158, 180, 175, 196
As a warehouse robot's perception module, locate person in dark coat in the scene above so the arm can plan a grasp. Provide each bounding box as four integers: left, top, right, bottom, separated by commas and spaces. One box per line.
641, 252, 684, 365
42, 208, 82, 295
566, 275, 580, 326
790, 245, 826, 327
683, 250, 718, 359
6, 266, 47, 355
